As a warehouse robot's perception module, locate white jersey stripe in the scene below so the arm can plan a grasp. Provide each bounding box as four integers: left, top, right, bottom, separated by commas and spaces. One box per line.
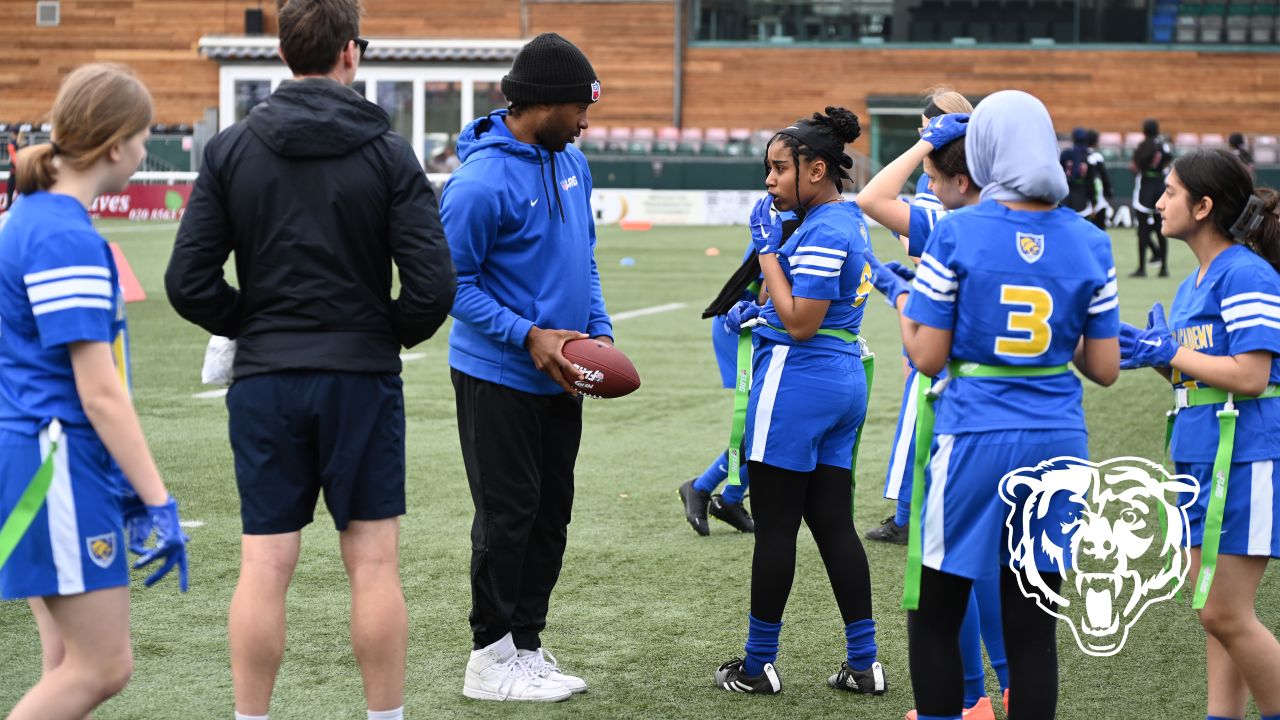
918, 252, 956, 280
1220, 300, 1280, 324
915, 264, 959, 293
911, 281, 956, 303
792, 267, 841, 278
885, 373, 920, 500
24, 265, 111, 285
1249, 460, 1274, 556
748, 345, 789, 464
31, 297, 114, 317
1222, 291, 1280, 308
42, 429, 84, 596
922, 433, 954, 570
1225, 317, 1280, 333
790, 253, 845, 270
794, 245, 847, 258
1088, 298, 1119, 315
27, 278, 114, 304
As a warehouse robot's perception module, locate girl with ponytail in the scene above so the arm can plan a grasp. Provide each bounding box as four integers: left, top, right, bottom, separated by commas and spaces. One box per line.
1120, 149, 1280, 720
0, 63, 189, 720
713, 107, 889, 698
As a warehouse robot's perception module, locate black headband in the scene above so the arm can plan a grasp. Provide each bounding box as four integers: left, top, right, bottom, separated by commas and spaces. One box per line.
49, 141, 61, 156
776, 122, 853, 178
923, 100, 944, 119
1230, 194, 1268, 240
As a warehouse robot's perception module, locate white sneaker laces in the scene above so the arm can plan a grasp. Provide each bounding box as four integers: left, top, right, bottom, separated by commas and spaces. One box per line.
495, 654, 541, 699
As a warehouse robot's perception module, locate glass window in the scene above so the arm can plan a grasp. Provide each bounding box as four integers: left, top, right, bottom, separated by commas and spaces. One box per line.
472, 81, 506, 120
424, 82, 462, 134
233, 80, 271, 122
377, 81, 413, 140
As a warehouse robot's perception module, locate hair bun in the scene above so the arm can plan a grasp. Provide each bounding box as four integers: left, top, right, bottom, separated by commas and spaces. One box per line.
1258, 187, 1280, 215
819, 106, 861, 145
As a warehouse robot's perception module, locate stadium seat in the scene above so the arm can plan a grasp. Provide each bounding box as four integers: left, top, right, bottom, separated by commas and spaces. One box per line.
580, 126, 607, 153
1254, 134, 1278, 164
606, 126, 632, 153
726, 128, 752, 156
628, 127, 655, 155
1098, 131, 1123, 161
1175, 132, 1201, 151
677, 127, 704, 155
1200, 132, 1226, 149
652, 126, 680, 155
703, 127, 729, 156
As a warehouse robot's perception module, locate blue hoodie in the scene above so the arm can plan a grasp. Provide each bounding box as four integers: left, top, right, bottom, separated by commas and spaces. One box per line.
441, 110, 611, 395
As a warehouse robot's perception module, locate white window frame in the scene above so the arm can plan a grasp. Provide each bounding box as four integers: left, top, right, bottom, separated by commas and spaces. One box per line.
218, 64, 507, 167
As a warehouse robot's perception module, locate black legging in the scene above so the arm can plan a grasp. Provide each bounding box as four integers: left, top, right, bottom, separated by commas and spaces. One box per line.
747, 461, 873, 625
908, 566, 1062, 719
1135, 210, 1168, 273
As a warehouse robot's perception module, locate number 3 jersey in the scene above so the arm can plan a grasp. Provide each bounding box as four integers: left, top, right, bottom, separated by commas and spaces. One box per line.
0, 192, 128, 433
904, 200, 1118, 435
1168, 243, 1280, 463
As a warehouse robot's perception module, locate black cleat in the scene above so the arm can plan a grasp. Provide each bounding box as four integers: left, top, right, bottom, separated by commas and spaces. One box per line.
864, 516, 909, 545
709, 494, 755, 533
828, 661, 888, 695
714, 657, 782, 694
679, 479, 711, 536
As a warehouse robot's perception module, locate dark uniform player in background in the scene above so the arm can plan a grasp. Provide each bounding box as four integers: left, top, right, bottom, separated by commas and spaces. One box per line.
1132, 119, 1172, 277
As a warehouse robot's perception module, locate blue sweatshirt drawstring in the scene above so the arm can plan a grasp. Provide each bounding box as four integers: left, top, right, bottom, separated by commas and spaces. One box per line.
534, 149, 566, 223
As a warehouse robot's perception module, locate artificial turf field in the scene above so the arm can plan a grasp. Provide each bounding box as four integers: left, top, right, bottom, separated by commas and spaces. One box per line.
1, 218, 1277, 719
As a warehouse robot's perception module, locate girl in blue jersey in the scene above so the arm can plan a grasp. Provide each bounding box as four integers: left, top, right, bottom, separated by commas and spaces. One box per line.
1119, 150, 1280, 720
859, 113, 1010, 720
712, 107, 886, 697
0, 64, 188, 720
870, 91, 1120, 720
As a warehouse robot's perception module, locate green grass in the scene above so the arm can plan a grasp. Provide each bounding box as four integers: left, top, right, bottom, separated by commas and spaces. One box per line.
1, 218, 1277, 719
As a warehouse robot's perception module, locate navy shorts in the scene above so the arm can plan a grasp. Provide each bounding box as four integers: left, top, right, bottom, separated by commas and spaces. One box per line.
227, 372, 405, 534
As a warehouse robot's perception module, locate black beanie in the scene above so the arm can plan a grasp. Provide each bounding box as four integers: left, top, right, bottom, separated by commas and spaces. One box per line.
501, 33, 600, 106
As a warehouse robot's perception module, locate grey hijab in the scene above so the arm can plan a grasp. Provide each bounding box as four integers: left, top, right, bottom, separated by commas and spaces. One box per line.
965, 90, 1069, 205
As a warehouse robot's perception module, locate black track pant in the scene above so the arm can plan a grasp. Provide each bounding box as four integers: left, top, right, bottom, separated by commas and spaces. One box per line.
908, 566, 1062, 719
1135, 209, 1168, 273
747, 461, 873, 625
453, 370, 582, 651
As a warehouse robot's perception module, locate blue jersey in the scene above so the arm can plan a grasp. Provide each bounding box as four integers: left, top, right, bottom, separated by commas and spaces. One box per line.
0, 192, 127, 433
1169, 244, 1280, 463
907, 203, 946, 259
756, 201, 873, 354
904, 201, 1119, 434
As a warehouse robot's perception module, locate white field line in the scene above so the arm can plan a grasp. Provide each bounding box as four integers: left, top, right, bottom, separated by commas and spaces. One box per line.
611, 302, 686, 322
97, 223, 180, 234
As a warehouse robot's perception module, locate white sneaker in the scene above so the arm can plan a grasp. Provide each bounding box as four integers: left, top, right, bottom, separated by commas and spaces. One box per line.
517, 648, 588, 694
463, 634, 572, 702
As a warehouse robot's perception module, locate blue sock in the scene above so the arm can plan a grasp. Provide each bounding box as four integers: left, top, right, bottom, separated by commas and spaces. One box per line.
1258, 714, 1279, 720
918, 715, 962, 720
743, 615, 782, 677
721, 461, 749, 504
844, 618, 877, 671
1207, 716, 1243, 720
959, 592, 986, 707
893, 494, 911, 527
693, 451, 728, 494
973, 576, 1009, 691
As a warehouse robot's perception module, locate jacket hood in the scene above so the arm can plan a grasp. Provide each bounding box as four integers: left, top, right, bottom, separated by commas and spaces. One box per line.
247, 78, 389, 158
456, 110, 547, 164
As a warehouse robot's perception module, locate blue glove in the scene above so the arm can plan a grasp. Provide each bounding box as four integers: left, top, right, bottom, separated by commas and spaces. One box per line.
864, 251, 911, 305
883, 260, 916, 283
119, 489, 152, 556
749, 195, 782, 255
920, 113, 970, 150
1119, 302, 1178, 370
133, 497, 189, 592
723, 300, 762, 334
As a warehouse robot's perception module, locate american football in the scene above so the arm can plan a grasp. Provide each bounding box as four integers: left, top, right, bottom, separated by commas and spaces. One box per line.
562, 338, 641, 398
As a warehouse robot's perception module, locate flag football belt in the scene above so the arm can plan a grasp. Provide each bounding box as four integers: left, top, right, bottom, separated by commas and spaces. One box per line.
1163, 383, 1280, 609
726, 322, 875, 519
0, 420, 62, 570
902, 362, 1071, 610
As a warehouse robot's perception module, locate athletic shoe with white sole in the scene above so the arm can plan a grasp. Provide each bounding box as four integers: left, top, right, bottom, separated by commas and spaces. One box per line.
828, 660, 888, 695
714, 657, 782, 694
709, 494, 755, 533
463, 634, 571, 702
679, 479, 712, 536
517, 648, 587, 694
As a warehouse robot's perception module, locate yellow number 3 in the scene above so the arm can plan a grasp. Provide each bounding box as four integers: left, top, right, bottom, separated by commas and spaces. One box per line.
995, 285, 1052, 357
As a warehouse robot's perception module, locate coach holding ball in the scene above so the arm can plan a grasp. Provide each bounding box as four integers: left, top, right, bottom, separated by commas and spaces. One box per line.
441, 33, 612, 703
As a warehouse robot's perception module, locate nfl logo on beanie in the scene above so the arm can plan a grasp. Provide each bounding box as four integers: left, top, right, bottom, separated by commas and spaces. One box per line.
502, 33, 600, 106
